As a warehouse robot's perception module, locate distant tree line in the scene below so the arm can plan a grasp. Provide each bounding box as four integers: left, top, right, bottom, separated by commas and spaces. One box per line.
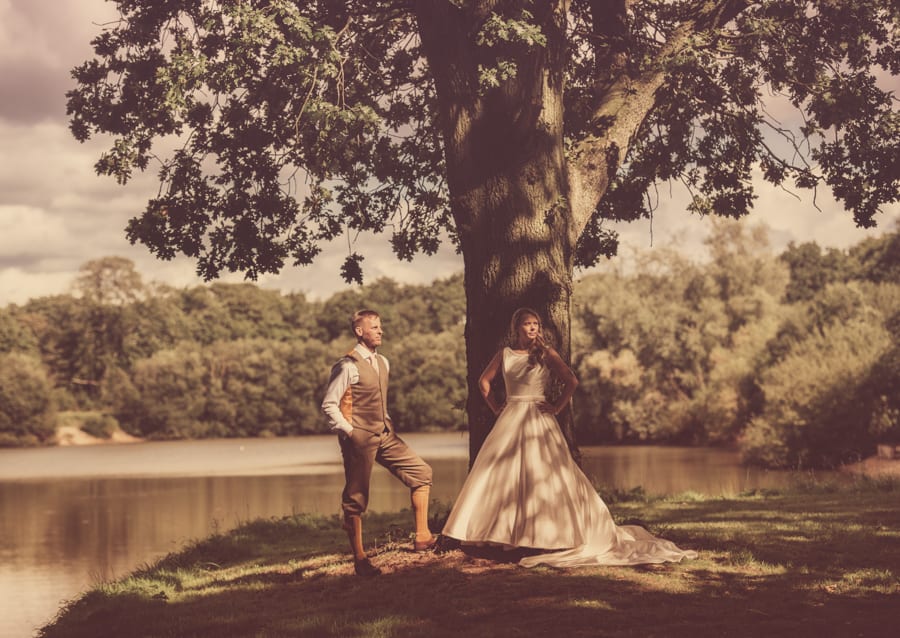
1, 221, 897, 469
0, 258, 467, 445
572, 220, 900, 469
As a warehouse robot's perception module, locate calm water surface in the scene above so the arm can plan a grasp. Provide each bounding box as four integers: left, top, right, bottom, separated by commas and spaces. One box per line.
1, 433, 828, 637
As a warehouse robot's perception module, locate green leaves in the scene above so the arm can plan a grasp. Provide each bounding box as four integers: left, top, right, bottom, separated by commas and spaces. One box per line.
69, 1, 898, 285
339, 252, 365, 286
475, 8, 547, 90
0, 353, 56, 445
571, 0, 898, 268
475, 10, 547, 48
69, 1, 448, 284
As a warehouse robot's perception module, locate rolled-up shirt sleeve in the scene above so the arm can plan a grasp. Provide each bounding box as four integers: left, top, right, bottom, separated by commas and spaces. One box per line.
322, 359, 356, 435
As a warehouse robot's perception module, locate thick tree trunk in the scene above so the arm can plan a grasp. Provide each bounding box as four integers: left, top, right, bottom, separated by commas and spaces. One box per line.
414, 0, 753, 464
461, 206, 580, 465
416, 2, 581, 464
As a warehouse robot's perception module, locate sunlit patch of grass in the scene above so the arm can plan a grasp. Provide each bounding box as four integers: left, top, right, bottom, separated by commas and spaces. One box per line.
809, 569, 899, 596
791, 474, 899, 495
570, 598, 616, 611
839, 569, 898, 594
738, 487, 783, 498
96, 575, 173, 601
349, 615, 425, 637
667, 490, 710, 502
722, 552, 787, 575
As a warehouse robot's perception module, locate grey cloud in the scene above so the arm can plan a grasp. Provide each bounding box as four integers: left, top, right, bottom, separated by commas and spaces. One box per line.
0, 254, 65, 272
0, 62, 68, 124
0, 231, 90, 272
6, 0, 116, 66
0, 0, 115, 125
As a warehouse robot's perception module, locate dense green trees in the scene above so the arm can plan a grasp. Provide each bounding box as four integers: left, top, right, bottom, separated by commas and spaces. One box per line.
0, 226, 897, 468
0, 264, 467, 443
111, 339, 336, 438
573, 219, 788, 446
0, 353, 56, 446
572, 223, 900, 467
742, 294, 892, 468
0, 308, 39, 355
389, 327, 468, 431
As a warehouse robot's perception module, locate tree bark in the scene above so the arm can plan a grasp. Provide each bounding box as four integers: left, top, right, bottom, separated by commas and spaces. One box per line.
415, 0, 746, 463
416, 1, 580, 464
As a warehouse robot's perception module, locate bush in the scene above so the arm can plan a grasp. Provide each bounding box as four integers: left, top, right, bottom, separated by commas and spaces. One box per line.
113, 339, 336, 439
80, 414, 119, 439
0, 353, 56, 446
859, 344, 900, 445
388, 327, 467, 431
118, 346, 208, 438
741, 317, 891, 468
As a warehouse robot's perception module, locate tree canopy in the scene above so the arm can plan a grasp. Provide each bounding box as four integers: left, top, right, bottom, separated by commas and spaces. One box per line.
68, 0, 899, 281
68, 1, 899, 460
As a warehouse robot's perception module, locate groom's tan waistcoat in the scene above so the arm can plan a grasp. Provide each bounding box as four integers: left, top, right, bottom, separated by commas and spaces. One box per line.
339, 350, 390, 434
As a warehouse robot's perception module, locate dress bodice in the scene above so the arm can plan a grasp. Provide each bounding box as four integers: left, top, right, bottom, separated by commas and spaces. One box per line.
502, 347, 551, 399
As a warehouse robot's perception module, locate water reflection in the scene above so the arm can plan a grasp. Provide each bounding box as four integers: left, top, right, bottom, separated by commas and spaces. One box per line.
0, 434, 831, 637
0, 456, 468, 637
579, 446, 799, 496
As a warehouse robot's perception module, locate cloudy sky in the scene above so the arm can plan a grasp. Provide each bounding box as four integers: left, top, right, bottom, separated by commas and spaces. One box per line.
1, 0, 897, 307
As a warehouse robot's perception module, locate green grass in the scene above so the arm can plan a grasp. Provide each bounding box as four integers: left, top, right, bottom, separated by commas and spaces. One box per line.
40, 478, 899, 638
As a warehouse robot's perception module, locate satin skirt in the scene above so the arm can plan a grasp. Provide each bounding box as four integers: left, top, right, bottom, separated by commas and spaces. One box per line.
442, 397, 698, 567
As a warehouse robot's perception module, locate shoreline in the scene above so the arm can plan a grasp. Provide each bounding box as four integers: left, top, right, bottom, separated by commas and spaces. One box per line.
37, 430, 900, 479
46, 430, 900, 478
54, 424, 143, 446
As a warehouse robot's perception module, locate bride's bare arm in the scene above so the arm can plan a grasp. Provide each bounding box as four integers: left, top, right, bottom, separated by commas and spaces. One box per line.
478, 349, 504, 416
540, 347, 579, 415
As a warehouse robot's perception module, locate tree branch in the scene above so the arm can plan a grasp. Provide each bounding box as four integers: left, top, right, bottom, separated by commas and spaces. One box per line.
567, 0, 752, 234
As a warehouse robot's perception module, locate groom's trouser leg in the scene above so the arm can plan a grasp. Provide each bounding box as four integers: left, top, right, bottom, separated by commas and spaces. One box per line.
376, 430, 433, 541
339, 429, 380, 559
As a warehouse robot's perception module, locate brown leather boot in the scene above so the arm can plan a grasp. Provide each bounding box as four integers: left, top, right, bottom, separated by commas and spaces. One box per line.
411, 486, 437, 552
353, 557, 382, 577
343, 515, 381, 577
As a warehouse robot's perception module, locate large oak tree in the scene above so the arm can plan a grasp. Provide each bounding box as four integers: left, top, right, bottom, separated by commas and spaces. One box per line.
68, 1, 899, 461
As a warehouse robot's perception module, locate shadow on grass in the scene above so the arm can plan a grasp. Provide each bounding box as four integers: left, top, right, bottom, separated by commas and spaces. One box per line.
40, 558, 896, 638
653, 489, 900, 575
40, 489, 899, 638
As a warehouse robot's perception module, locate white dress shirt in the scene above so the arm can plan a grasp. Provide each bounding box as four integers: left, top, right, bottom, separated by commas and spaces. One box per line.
321, 343, 391, 435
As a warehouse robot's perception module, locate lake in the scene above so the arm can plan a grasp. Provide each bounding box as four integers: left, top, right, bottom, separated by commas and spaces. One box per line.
0, 433, 829, 637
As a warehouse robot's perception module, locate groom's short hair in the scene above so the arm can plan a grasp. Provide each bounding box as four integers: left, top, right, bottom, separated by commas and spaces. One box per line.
351, 309, 380, 332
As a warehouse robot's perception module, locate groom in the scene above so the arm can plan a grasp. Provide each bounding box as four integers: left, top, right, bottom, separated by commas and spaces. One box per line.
321, 309, 437, 576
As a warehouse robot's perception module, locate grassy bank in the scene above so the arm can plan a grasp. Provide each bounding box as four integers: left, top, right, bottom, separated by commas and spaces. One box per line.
40, 479, 899, 638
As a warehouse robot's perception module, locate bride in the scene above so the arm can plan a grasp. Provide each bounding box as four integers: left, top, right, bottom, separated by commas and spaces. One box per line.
441, 308, 698, 567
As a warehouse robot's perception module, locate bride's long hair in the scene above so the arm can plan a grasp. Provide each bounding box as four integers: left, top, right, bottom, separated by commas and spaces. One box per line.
509, 307, 550, 368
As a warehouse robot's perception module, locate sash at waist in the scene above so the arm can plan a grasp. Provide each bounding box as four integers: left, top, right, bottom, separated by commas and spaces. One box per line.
506, 395, 545, 403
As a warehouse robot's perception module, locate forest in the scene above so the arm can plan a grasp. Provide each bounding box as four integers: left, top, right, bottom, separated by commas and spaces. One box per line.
1, 219, 898, 469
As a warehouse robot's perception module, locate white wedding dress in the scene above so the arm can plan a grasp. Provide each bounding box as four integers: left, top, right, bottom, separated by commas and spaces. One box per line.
442, 347, 698, 567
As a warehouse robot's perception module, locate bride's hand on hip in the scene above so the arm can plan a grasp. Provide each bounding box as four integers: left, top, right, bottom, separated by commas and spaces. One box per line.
537, 401, 557, 415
